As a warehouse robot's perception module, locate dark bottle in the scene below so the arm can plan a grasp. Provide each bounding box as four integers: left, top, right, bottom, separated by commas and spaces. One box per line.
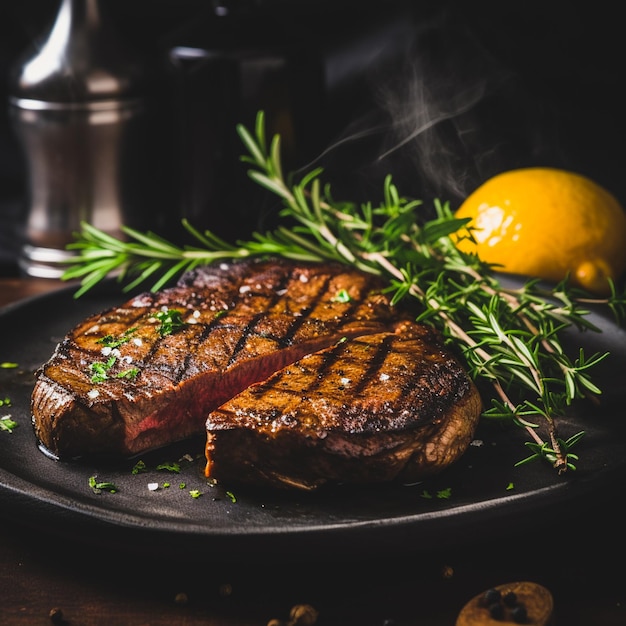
8, 0, 152, 278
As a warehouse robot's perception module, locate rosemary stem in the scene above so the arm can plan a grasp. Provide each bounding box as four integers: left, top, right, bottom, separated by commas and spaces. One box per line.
364, 248, 553, 449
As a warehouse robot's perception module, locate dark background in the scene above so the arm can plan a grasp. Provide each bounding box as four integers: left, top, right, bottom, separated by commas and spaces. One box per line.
1, 0, 624, 274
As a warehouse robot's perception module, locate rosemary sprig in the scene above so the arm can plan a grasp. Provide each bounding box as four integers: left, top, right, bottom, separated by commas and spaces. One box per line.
62, 111, 626, 473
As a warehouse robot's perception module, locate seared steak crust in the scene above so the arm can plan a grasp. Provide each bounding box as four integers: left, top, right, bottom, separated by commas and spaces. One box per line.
31, 258, 403, 459
205, 320, 482, 490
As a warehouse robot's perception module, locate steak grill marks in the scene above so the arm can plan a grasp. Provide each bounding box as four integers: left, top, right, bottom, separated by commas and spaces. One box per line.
60, 305, 148, 363
208, 327, 470, 435
31, 258, 481, 473
225, 267, 295, 366
261, 334, 398, 399
180, 312, 230, 383
352, 333, 396, 396
203, 319, 483, 489
164, 268, 339, 370
140, 263, 387, 388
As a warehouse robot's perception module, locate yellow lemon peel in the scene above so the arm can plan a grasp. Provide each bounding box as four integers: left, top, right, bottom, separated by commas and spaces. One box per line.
454, 167, 626, 295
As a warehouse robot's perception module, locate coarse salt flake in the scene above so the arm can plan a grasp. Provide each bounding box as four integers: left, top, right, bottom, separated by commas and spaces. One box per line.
379, 373, 390, 381
148, 482, 159, 491
88, 389, 100, 399
132, 338, 143, 347
239, 285, 251, 293
340, 377, 351, 386
470, 439, 484, 447
299, 273, 309, 283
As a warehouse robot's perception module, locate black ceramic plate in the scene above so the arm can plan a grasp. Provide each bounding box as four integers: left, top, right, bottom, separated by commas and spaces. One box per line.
1, 281, 626, 561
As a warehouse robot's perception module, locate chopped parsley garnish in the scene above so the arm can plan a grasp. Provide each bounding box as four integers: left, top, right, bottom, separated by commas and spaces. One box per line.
0, 362, 18, 369
88, 476, 118, 494
420, 487, 453, 500
89, 357, 139, 383
90, 356, 117, 383
189, 489, 202, 499
156, 461, 181, 473
0, 415, 18, 433
331, 289, 351, 303
0, 396, 12, 407
225, 490, 237, 503
117, 368, 139, 380
131, 460, 147, 474
154, 308, 186, 336
96, 328, 137, 348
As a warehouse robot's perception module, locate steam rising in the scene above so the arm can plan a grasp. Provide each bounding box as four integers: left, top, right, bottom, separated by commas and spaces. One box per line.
319, 13, 556, 209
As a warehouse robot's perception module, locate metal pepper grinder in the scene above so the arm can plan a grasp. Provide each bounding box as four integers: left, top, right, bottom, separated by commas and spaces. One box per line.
8, 0, 150, 278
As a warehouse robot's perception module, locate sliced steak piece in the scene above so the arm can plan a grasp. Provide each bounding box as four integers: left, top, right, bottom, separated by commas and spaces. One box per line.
31, 258, 404, 460
205, 320, 482, 491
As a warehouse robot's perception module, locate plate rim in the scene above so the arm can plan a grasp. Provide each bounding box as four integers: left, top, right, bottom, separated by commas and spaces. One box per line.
1, 277, 625, 557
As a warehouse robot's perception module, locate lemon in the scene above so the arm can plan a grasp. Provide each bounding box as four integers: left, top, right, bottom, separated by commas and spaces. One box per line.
453, 167, 626, 295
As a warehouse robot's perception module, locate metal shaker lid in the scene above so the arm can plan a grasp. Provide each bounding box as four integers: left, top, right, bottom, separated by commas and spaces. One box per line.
9, 0, 146, 106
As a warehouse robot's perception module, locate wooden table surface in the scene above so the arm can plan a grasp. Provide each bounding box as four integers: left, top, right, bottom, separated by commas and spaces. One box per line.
1, 277, 625, 626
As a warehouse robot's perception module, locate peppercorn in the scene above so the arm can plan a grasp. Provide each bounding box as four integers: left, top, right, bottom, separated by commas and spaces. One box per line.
511, 604, 528, 623
482, 588, 501, 605
488, 602, 505, 620
48, 607, 64, 625
503, 591, 518, 607
174, 592, 188, 605
289, 604, 319, 625
457, 581, 552, 625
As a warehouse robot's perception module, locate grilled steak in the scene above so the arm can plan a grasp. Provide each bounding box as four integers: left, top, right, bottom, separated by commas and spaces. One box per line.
31, 258, 405, 460
205, 320, 482, 490
32, 257, 482, 489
